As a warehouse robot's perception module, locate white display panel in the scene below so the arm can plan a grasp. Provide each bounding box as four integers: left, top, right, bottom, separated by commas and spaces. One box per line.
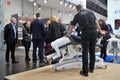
107, 0, 120, 34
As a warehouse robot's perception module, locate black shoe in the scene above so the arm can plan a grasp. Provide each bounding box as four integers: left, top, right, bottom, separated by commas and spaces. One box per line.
26, 58, 31, 61
39, 59, 45, 63
28, 58, 31, 61
25, 58, 31, 63
32, 60, 37, 63
80, 71, 88, 77
25, 60, 30, 63
89, 70, 94, 73
12, 61, 19, 64
104, 58, 106, 61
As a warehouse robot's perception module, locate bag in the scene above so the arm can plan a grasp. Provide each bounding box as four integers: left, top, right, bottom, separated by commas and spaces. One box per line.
45, 44, 55, 55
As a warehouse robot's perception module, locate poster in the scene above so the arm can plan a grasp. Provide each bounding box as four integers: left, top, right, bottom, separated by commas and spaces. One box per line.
115, 19, 120, 30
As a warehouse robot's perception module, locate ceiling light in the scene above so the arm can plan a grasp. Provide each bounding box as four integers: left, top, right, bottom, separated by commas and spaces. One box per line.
58, 11, 61, 15
33, 1, 37, 6
39, 7, 41, 10
69, 13, 72, 16
34, 14, 36, 18
73, 5, 76, 9
64, 2, 67, 6
59, 0, 63, 5
25, 13, 28, 16
69, 3, 72, 8
69, 12, 72, 16
64, 0, 67, 6
38, 5, 41, 10
44, 0, 48, 4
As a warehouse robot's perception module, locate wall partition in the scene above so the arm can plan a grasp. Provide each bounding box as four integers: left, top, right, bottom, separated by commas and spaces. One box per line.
0, 0, 4, 49
107, 0, 120, 34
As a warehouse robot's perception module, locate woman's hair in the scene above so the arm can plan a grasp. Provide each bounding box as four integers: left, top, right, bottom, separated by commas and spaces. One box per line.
23, 22, 27, 27
98, 19, 106, 25
50, 16, 57, 22
23, 21, 29, 28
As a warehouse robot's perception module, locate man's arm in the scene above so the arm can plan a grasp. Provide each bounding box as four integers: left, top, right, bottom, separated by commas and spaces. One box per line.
30, 23, 32, 33
66, 25, 74, 37
3, 24, 9, 44
41, 22, 45, 37
4, 25, 8, 41
66, 13, 79, 37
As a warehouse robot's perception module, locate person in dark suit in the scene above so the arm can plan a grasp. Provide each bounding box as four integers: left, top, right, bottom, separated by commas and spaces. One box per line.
4, 17, 19, 64
30, 13, 45, 63
22, 21, 31, 63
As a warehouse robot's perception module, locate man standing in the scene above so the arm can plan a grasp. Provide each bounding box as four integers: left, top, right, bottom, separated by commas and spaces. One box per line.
66, 4, 106, 76
4, 17, 19, 64
30, 13, 45, 63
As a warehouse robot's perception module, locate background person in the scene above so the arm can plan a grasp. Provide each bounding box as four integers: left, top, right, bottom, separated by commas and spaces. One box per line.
4, 17, 19, 64
30, 13, 45, 63
48, 16, 65, 43
22, 20, 31, 63
98, 19, 110, 60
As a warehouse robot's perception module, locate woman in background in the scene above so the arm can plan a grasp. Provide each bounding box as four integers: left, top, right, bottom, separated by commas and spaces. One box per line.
48, 16, 65, 64
48, 16, 65, 43
22, 21, 31, 63
98, 19, 110, 60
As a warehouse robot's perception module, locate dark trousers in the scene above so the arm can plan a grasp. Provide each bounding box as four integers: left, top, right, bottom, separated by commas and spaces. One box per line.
23, 41, 31, 60
5, 43, 16, 62
100, 40, 108, 60
32, 39, 44, 61
81, 29, 97, 74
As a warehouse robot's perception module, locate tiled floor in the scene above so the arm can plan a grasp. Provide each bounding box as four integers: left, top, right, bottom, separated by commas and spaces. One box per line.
0, 49, 47, 80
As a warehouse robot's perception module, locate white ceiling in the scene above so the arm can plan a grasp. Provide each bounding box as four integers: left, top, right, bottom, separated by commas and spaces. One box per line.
29, 0, 84, 13
37, 0, 76, 12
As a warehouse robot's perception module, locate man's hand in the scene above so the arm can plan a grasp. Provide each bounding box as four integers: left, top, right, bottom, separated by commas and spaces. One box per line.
65, 25, 74, 37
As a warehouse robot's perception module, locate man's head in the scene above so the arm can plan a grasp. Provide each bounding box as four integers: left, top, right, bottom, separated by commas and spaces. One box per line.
76, 4, 83, 12
58, 17, 62, 23
36, 13, 41, 19
10, 17, 17, 24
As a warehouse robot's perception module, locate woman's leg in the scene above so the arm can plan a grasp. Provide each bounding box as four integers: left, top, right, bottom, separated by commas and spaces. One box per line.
100, 41, 104, 58
24, 41, 31, 62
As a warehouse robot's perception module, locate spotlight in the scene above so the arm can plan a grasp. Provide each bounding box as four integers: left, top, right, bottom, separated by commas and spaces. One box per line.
69, 3, 72, 8
73, 5, 76, 10
33, 1, 37, 6
64, 0, 67, 6
69, 12, 72, 16
44, 0, 48, 4
59, 0, 63, 5
38, 5, 41, 10
58, 11, 61, 15
34, 14, 36, 18
25, 13, 28, 16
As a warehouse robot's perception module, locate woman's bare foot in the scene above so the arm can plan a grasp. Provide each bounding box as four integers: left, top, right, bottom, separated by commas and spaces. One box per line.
49, 58, 53, 64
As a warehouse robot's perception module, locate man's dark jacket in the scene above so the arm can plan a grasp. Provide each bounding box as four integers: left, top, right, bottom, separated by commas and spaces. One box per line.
4, 23, 18, 44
